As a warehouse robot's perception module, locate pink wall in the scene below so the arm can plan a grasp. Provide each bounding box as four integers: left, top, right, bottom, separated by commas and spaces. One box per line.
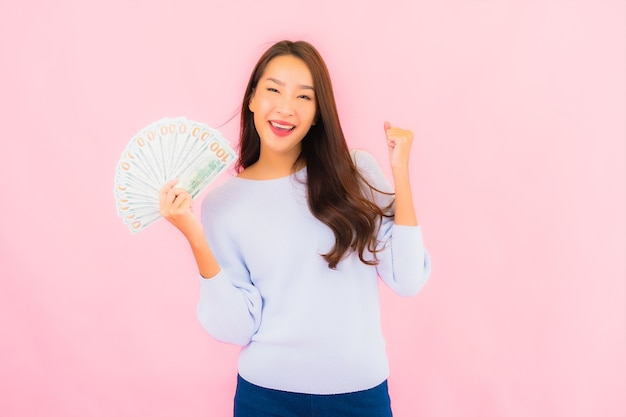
0, 1, 624, 416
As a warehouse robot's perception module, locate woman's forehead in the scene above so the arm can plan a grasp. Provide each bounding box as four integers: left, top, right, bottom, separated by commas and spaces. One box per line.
261, 55, 314, 87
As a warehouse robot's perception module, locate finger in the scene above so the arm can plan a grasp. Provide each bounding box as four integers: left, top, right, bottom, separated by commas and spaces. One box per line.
386, 128, 413, 141
162, 186, 182, 210
173, 189, 192, 204
159, 179, 179, 201
384, 122, 397, 147
174, 194, 193, 210
172, 193, 192, 211
161, 178, 179, 192
171, 188, 191, 203
161, 192, 190, 218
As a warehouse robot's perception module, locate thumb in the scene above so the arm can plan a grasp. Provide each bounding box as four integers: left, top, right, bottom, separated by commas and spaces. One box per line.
383, 121, 391, 131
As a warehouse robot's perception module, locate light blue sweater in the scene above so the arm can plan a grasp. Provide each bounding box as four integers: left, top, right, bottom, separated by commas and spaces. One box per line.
197, 150, 431, 395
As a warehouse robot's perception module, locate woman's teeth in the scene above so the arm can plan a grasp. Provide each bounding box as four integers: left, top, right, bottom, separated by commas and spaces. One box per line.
270, 121, 295, 131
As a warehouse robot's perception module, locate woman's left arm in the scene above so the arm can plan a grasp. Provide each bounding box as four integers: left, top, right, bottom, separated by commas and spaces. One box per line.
374, 121, 431, 296
384, 121, 418, 226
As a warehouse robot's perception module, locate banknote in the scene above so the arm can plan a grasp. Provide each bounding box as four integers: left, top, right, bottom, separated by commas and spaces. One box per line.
114, 117, 235, 233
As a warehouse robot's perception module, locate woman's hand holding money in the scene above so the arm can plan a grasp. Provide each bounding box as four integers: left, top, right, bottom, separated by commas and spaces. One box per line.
159, 179, 221, 279
159, 179, 202, 237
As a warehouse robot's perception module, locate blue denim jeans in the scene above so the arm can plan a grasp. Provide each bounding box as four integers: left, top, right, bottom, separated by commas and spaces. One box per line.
234, 375, 393, 417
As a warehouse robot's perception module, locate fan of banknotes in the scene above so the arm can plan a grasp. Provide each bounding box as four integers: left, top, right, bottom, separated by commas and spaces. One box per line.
114, 117, 236, 234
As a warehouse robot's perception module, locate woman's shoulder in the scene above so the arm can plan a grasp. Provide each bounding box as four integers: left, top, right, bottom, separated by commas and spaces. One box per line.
349, 148, 392, 192
350, 148, 383, 168
350, 148, 384, 176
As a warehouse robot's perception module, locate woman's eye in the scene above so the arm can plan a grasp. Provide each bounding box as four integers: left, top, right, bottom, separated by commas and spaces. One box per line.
299, 95, 312, 101
267, 87, 279, 93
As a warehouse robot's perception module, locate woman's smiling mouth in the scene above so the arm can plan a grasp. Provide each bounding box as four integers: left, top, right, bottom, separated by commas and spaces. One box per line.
269, 120, 296, 136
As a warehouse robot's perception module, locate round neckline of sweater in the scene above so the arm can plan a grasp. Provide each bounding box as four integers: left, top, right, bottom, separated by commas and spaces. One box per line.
234, 166, 306, 183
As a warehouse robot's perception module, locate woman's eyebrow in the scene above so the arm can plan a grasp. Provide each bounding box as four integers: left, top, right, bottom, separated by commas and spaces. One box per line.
265, 77, 314, 91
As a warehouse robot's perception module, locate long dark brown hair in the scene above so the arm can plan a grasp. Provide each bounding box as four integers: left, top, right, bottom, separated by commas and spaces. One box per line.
237, 40, 392, 269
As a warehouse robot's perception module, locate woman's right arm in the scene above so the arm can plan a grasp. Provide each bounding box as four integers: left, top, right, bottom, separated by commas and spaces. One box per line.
159, 179, 220, 278
159, 179, 262, 346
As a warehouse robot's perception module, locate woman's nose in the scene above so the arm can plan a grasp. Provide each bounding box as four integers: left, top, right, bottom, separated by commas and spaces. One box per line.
276, 96, 294, 115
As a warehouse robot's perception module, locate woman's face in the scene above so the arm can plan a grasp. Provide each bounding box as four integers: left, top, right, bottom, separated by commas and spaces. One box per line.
248, 55, 317, 163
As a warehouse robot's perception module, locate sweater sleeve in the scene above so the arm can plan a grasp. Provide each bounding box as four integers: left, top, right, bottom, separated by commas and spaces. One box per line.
352, 149, 432, 296
195, 193, 263, 346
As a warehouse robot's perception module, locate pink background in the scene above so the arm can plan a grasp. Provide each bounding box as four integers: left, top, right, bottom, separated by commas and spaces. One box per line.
0, 1, 624, 416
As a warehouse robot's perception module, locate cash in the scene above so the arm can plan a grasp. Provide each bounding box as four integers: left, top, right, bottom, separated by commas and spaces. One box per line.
114, 117, 236, 234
